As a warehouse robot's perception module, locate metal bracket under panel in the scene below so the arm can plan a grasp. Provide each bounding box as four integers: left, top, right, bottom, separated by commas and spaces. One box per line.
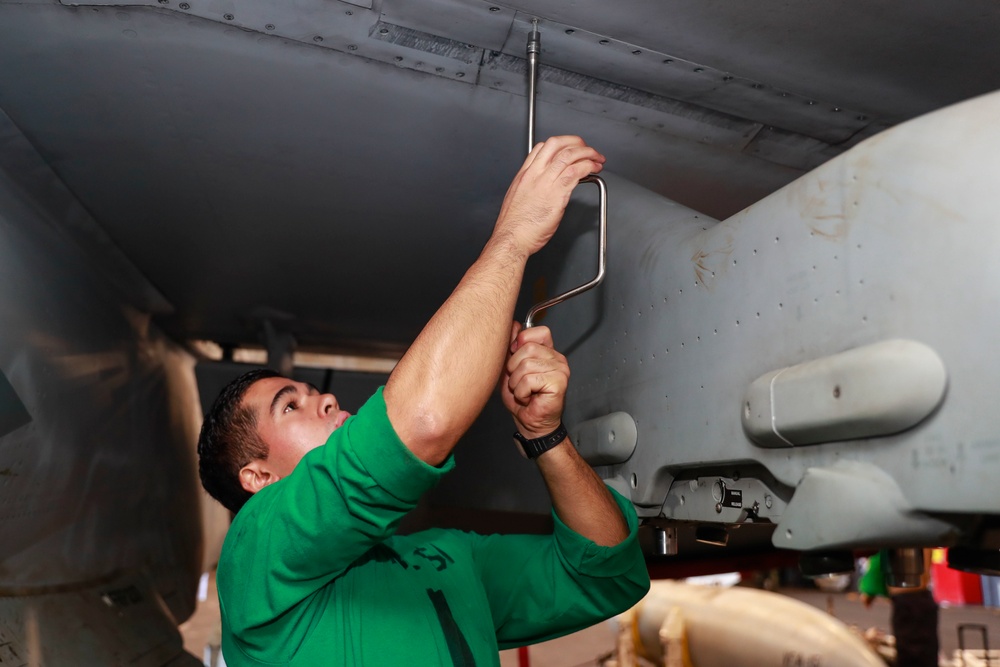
774, 461, 958, 551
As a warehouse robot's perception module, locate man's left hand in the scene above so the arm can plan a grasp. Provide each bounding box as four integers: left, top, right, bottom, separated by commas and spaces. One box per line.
500, 323, 569, 438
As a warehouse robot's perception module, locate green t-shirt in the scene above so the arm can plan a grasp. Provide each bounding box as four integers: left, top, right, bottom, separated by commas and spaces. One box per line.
218, 387, 650, 666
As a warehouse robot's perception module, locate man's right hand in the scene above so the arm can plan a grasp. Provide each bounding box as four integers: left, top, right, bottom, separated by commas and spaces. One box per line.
492, 136, 605, 258
385, 136, 602, 466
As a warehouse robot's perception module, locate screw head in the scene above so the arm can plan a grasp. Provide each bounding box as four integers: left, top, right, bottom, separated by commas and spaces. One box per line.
313, 35, 323, 42
347, 44, 358, 51
223, 13, 234, 20
178, 2, 190, 9
715, 502, 723, 514
379, 27, 389, 35
489, 6, 500, 11
265, 23, 275, 30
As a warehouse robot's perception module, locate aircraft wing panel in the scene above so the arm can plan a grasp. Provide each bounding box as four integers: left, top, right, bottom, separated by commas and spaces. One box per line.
534, 89, 1000, 551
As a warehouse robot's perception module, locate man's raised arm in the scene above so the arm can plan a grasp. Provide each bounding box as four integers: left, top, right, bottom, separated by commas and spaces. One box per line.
384, 136, 604, 465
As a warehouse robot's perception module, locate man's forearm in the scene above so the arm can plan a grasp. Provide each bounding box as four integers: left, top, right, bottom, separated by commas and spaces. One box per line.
536, 439, 629, 547
385, 235, 526, 464
384, 137, 605, 466
497, 323, 626, 546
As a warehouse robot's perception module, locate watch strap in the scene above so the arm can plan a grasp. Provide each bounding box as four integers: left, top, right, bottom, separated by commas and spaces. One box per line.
513, 422, 568, 459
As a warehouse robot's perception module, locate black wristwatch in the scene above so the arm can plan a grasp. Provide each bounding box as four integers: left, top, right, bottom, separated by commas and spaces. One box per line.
513, 422, 568, 459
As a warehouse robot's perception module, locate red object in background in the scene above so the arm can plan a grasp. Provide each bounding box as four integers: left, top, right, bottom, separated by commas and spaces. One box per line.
931, 548, 983, 605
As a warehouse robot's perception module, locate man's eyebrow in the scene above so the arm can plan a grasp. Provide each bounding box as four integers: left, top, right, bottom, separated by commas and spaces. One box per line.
270, 384, 298, 417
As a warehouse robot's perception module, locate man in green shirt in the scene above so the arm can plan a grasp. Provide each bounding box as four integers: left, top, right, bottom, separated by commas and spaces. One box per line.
197, 136, 651, 665
859, 551, 939, 667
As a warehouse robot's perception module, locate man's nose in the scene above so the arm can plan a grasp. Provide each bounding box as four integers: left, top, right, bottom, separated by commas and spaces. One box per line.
318, 393, 339, 415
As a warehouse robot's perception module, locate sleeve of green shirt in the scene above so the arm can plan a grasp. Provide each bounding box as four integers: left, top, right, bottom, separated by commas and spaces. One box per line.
468, 488, 650, 648
859, 551, 889, 598
222, 387, 454, 634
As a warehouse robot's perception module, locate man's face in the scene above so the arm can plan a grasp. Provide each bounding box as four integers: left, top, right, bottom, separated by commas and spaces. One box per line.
242, 376, 351, 482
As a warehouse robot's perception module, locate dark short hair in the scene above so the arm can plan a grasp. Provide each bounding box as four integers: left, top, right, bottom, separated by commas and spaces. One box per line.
197, 368, 279, 513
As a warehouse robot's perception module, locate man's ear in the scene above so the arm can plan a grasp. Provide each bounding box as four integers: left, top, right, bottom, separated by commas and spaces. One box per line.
239, 460, 278, 494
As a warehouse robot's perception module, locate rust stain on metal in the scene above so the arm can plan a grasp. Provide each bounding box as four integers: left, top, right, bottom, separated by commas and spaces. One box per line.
692, 249, 710, 287
691, 233, 734, 290
808, 217, 847, 240
791, 176, 851, 241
